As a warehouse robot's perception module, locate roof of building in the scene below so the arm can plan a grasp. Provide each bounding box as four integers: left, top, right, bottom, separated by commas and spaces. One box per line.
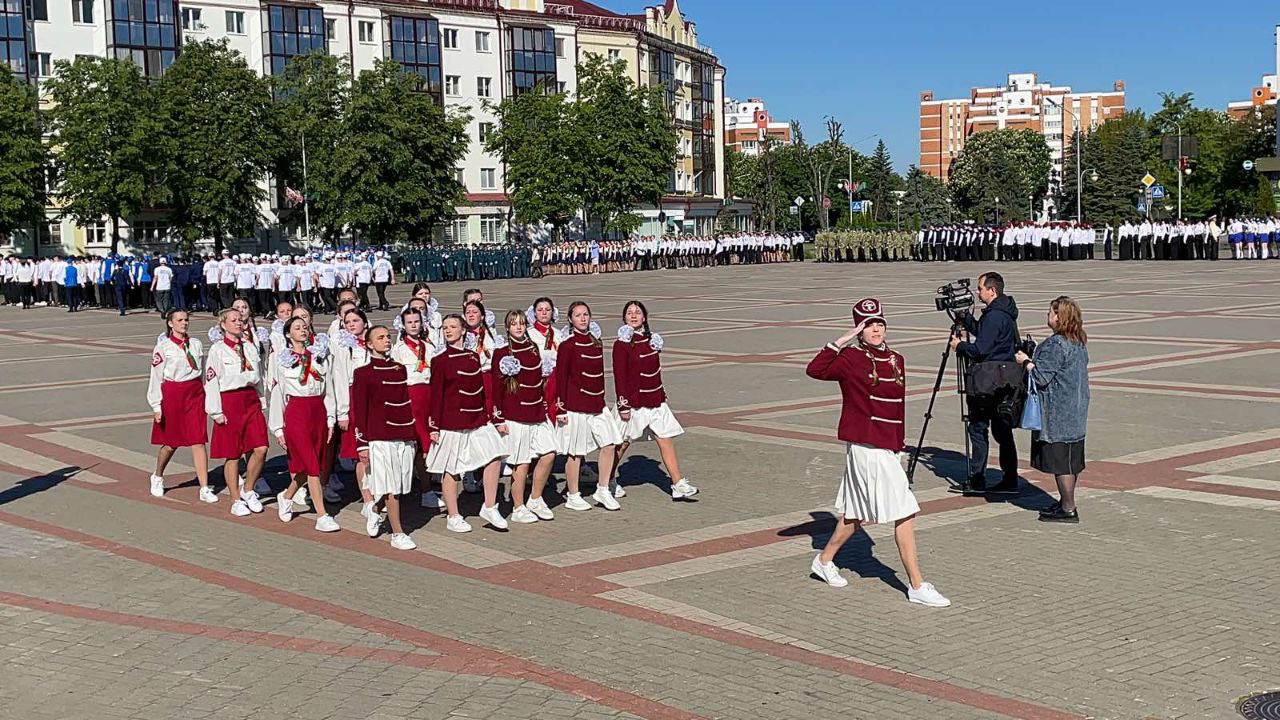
553, 0, 626, 17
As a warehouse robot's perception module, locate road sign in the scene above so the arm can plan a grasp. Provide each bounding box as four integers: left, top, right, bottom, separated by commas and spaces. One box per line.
1150, 185, 1166, 199
1244, 159, 1255, 171
1141, 173, 1156, 188
850, 201, 865, 213
789, 205, 799, 215
1137, 201, 1147, 212
794, 196, 805, 207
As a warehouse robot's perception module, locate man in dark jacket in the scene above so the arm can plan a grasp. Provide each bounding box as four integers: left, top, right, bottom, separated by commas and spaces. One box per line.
949, 271, 1020, 493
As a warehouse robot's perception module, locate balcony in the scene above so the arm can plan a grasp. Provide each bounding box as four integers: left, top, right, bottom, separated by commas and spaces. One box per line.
544, 3, 645, 32
429, 0, 500, 10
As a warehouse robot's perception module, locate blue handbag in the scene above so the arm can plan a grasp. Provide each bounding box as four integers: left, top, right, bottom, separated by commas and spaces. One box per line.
1020, 374, 1043, 431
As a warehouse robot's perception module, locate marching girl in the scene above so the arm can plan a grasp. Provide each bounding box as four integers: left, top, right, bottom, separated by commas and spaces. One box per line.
352, 325, 419, 549
268, 299, 295, 355
327, 299, 359, 352
611, 301, 698, 501
231, 297, 272, 356
391, 307, 445, 510
492, 310, 559, 523
803, 298, 950, 607
425, 314, 508, 533
205, 309, 270, 517
331, 309, 377, 516
463, 300, 503, 490
148, 310, 215, 502
553, 301, 623, 511
267, 316, 339, 532
525, 297, 564, 422
401, 283, 443, 346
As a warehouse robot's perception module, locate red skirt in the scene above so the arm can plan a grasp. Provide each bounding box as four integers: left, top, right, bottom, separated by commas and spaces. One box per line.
408, 383, 432, 454
151, 379, 207, 448
283, 395, 327, 476
210, 387, 269, 459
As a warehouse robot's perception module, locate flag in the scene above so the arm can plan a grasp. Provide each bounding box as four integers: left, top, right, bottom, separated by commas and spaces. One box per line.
284, 187, 305, 207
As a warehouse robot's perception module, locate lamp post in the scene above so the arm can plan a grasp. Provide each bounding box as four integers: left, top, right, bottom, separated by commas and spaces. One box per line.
945, 197, 952, 222
895, 199, 902, 230
995, 196, 1001, 225
1028, 195, 1033, 221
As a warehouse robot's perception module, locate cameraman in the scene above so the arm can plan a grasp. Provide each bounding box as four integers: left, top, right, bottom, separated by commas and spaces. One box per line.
948, 271, 1020, 494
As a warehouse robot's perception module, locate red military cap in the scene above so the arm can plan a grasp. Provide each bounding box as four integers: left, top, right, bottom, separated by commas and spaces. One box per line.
853, 297, 887, 326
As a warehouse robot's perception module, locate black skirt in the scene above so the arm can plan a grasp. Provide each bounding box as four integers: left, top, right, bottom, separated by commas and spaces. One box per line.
1031, 439, 1086, 475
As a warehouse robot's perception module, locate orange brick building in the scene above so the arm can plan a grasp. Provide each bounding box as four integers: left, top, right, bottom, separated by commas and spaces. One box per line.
1227, 74, 1277, 120
724, 97, 791, 155
920, 73, 1125, 184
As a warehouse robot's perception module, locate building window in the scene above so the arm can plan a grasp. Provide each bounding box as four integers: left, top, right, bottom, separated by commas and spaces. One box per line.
444, 218, 467, 243
690, 61, 716, 196
72, 0, 93, 23
387, 15, 442, 100
557, 81, 565, 93
84, 221, 108, 247
225, 10, 243, 34
38, 222, 61, 247
108, 0, 179, 78
475, 30, 489, 53
324, 18, 335, 40
554, 36, 564, 58
479, 167, 496, 190
180, 7, 201, 30
444, 74, 459, 96
480, 216, 502, 244
30, 51, 50, 77
648, 48, 674, 105
25, 0, 47, 21
131, 220, 169, 245
476, 76, 491, 98
442, 27, 457, 49
506, 26, 556, 97
478, 121, 492, 143
607, 48, 620, 62
453, 168, 463, 184
357, 20, 373, 43
264, 5, 325, 77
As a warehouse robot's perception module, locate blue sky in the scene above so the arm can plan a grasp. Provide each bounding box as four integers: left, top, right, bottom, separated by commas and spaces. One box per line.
686, 0, 1277, 171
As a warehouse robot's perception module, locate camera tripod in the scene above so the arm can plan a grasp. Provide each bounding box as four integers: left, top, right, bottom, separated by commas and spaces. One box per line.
906, 319, 971, 485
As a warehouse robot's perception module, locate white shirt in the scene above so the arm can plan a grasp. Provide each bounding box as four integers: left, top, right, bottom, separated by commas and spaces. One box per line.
354, 260, 373, 284
255, 263, 275, 290
235, 263, 257, 289
373, 258, 393, 283
152, 265, 173, 291
146, 336, 205, 413
276, 265, 296, 292
318, 263, 337, 289
203, 259, 220, 284
266, 348, 336, 436
204, 338, 265, 416
297, 262, 315, 290
331, 344, 371, 422
391, 338, 433, 385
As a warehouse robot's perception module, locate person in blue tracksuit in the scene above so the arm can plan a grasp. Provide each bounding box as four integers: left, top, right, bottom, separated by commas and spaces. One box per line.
111, 259, 132, 315
63, 260, 80, 312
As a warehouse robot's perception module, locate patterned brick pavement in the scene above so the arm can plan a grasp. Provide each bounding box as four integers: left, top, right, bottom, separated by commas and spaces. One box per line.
2, 259, 1279, 719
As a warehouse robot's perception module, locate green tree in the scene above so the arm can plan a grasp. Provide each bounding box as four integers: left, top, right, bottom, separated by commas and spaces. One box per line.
335, 59, 469, 245
485, 86, 581, 239
863, 139, 902, 222
791, 118, 846, 230
902, 165, 951, 227
156, 40, 276, 251
573, 54, 676, 236
0, 68, 47, 246
44, 56, 156, 253
273, 52, 351, 244
1223, 104, 1277, 215
1061, 111, 1150, 225
949, 129, 1050, 222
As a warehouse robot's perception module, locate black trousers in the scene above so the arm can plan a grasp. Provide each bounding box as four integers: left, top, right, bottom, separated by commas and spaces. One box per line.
374, 282, 389, 309
967, 412, 1019, 483
357, 283, 371, 309
218, 283, 234, 310
19, 282, 33, 308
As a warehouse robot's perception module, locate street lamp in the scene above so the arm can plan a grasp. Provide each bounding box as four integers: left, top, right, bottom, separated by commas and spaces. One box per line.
995, 196, 1001, 225
895, 198, 902, 230
1047, 98, 1084, 222
945, 197, 952, 222
1028, 195, 1033, 220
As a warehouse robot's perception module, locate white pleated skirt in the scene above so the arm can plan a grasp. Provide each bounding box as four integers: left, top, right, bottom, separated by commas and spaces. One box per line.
364, 440, 416, 497
835, 442, 920, 524
503, 419, 560, 466
616, 402, 684, 442
560, 409, 623, 457
425, 424, 506, 476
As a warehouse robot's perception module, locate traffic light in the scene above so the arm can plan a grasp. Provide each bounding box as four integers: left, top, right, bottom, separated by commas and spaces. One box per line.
1179, 158, 1193, 175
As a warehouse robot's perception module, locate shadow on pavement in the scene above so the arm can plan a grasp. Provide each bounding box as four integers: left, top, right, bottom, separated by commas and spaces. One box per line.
0, 466, 83, 507
780, 511, 909, 595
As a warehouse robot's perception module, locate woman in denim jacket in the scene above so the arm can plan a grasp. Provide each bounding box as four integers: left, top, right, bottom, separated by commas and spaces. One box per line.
1015, 296, 1089, 523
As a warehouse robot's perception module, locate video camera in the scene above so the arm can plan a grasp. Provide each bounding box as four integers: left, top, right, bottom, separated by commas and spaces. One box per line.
934, 279, 975, 320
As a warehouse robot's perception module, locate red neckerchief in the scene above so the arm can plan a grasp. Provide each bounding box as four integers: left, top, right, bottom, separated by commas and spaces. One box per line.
535, 321, 556, 350
404, 336, 428, 373
170, 334, 198, 370
225, 337, 251, 371
297, 346, 323, 384
471, 327, 486, 355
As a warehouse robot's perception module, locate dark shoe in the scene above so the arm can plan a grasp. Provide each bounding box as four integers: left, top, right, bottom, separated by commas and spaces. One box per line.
952, 475, 986, 495
986, 478, 1019, 495
1038, 507, 1078, 523
1039, 501, 1062, 516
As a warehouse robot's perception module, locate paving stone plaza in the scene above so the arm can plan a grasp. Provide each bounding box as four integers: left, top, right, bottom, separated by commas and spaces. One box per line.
1, 259, 1278, 720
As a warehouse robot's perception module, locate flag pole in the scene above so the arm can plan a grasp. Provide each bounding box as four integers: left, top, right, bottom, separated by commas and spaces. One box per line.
301, 131, 312, 246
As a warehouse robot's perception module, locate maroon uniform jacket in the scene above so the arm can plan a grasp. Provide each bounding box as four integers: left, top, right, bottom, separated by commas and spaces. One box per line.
805, 343, 907, 452
428, 346, 488, 432
612, 332, 667, 410
553, 329, 607, 414
490, 340, 548, 424
351, 357, 416, 450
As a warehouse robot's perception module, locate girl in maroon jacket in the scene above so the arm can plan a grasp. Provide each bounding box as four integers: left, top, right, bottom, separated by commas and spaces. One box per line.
352, 325, 418, 550
492, 309, 559, 523
425, 314, 508, 533
804, 298, 950, 607
611, 301, 698, 500
553, 301, 623, 512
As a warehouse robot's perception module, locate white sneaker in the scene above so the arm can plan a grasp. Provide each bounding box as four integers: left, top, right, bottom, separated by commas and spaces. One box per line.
198, 486, 219, 504
564, 492, 591, 511
253, 478, 272, 496
276, 492, 293, 522
907, 582, 951, 608
810, 555, 848, 588
323, 485, 341, 504
421, 490, 446, 509
328, 474, 345, 491
230, 499, 251, 517
390, 533, 417, 551
291, 486, 309, 510
446, 515, 473, 533
463, 473, 480, 494
479, 504, 509, 530
671, 478, 699, 500
149, 474, 165, 498
527, 497, 555, 521
315, 514, 340, 532
242, 491, 264, 513
612, 485, 626, 498
592, 487, 621, 511
363, 502, 383, 538
510, 506, 539, 524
